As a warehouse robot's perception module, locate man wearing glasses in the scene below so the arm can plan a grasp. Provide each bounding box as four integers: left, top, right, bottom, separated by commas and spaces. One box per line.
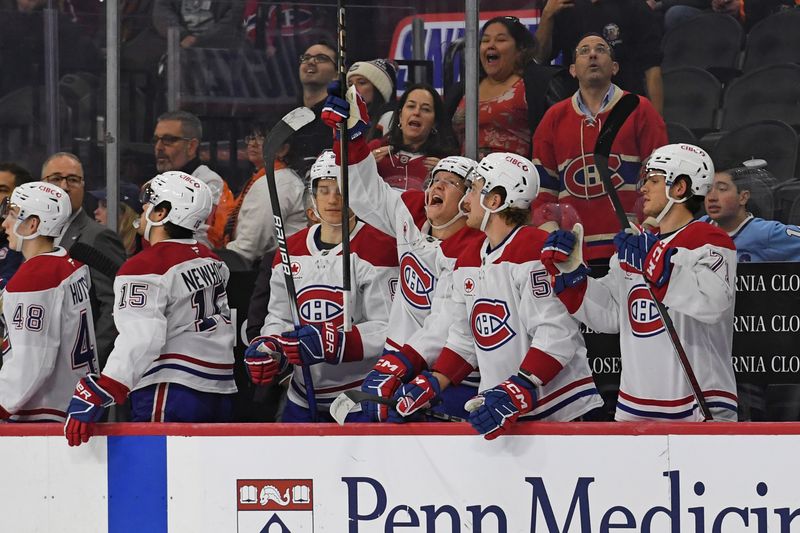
153, 110, 231, 248
532, 33, 667, 270
289, 41, 338, 177
40, 152, 127, 368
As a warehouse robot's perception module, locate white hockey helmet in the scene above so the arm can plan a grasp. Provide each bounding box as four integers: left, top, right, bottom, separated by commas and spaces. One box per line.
425, 156, 477, 231
643, 143, 714, 222
472, 152, 540, 209
430, 155, 477, 182
2, 182, 71, 246
309, 150, 339, 190
140, 171, 212, 237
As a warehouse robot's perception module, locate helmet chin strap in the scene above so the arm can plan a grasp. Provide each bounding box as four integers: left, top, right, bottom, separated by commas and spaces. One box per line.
142, 204, 167, 241
478, 192, 507, 232
12, 219, 40, 252
654, 187, 689, 224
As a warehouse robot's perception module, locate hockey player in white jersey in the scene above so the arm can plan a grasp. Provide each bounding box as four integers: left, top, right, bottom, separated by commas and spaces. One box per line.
244, 151, 397, 423
321, 84, 484, 421
0, 182, 98, 422
386, 153, 602, 438
65, 172, 237, 446
542, 143, 738, 421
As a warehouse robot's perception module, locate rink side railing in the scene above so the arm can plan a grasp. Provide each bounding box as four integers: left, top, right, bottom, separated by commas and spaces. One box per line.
2, 422, 800, 533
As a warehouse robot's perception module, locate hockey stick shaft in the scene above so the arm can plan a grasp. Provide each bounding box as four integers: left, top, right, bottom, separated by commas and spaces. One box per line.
337, 0, 353, 332
594, 94, 713, 421
262, 107, 319, 420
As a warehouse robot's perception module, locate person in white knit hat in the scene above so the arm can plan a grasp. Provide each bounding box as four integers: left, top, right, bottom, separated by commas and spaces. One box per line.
347, 58, 398, 139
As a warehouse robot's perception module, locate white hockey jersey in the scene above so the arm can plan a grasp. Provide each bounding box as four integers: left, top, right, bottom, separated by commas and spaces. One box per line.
347, 155, 483, 384
102, 239, 237, 395
430, 225, 602, 421
0, 249, 98, 422
260, 221, 398, 409
566, 220, 738, 421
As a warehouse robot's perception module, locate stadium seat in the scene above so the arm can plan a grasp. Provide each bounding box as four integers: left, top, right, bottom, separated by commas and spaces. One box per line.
786, 196, 800, 226
720, 64, 800, 130
666, 122, 698, 145
713, 120, 798, 181
772, 179, 800, 223
742, 10, 800, 72
663, 68, 722, 133
661, 13, 743, 73
732, 167, 776, 220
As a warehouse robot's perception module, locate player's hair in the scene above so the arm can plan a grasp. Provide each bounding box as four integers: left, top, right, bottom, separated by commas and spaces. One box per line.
0, 162, 34, 186
157, 110, 203, 140
674, 175, 704, 216
151, 200, 195, 239
487, 185, 531, 226
40, 152, 84, 180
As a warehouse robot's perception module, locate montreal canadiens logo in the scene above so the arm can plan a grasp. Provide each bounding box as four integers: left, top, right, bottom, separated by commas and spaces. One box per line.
399, 253, 434, 310
471, 299, 516, 351
297, 285, 344, 328
563, 154, 624, 198
627, 285, 664, 337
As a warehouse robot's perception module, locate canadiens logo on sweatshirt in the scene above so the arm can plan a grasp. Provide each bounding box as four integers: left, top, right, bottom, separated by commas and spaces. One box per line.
627, 285, 665, 338
470, 298, 516, 350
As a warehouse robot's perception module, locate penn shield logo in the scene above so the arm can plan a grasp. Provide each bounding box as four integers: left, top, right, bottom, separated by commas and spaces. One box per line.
470, 299, 516, 350
399, 253, 435, 310
297, 285, 344, 328
563, 154, 624, 199
627, 285, 665, 337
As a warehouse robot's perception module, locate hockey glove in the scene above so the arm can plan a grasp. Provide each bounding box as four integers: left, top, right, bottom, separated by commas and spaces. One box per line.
280, 322, 344, 366
389, 371, 442, 422
244, 336, 288, 386
541, 224, 589, 295
321, 82, 370, 141
614, 226, 659, 273
466, 374, 537, 440
643, 240, 677, 288
361, 351, 417, 422
65, 374, 125, 447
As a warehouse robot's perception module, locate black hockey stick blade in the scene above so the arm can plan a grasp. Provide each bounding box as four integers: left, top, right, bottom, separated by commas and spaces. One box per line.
594, 93, 640, 229
262, 107, 315, 163
330, 390, 466, 425
69, 241, 123, 279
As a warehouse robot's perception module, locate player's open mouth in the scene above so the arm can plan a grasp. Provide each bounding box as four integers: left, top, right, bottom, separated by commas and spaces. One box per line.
430, 195, 444, 205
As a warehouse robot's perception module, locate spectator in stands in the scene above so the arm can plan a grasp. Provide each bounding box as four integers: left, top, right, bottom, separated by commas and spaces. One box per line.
532, 33, 667, 268
152, 110, 234, 248
346, 59, 398, 140
369, 83, 457, 191
704, 167, 800, 422
89, 181, 143, 257
0, 162, 33, 284
41, 152, 127, 367
652, 0, 794, 32
704, 167, 800, 261
153, 0, 243, 49
289, 40, 338, 177
451, 15, 537, 159
533, 0, 664, 114
224, 120, 306, 267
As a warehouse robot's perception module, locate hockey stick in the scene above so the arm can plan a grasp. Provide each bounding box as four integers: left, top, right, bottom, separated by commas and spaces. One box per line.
337, 0, 353, 332
594, 93, 713, 421
262, 107, 319, 420
68, 242, 123, 279
329, 390, 466, 425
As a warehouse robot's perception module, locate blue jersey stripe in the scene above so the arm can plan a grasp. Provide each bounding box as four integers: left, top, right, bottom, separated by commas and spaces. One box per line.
108, 435, 167, 533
